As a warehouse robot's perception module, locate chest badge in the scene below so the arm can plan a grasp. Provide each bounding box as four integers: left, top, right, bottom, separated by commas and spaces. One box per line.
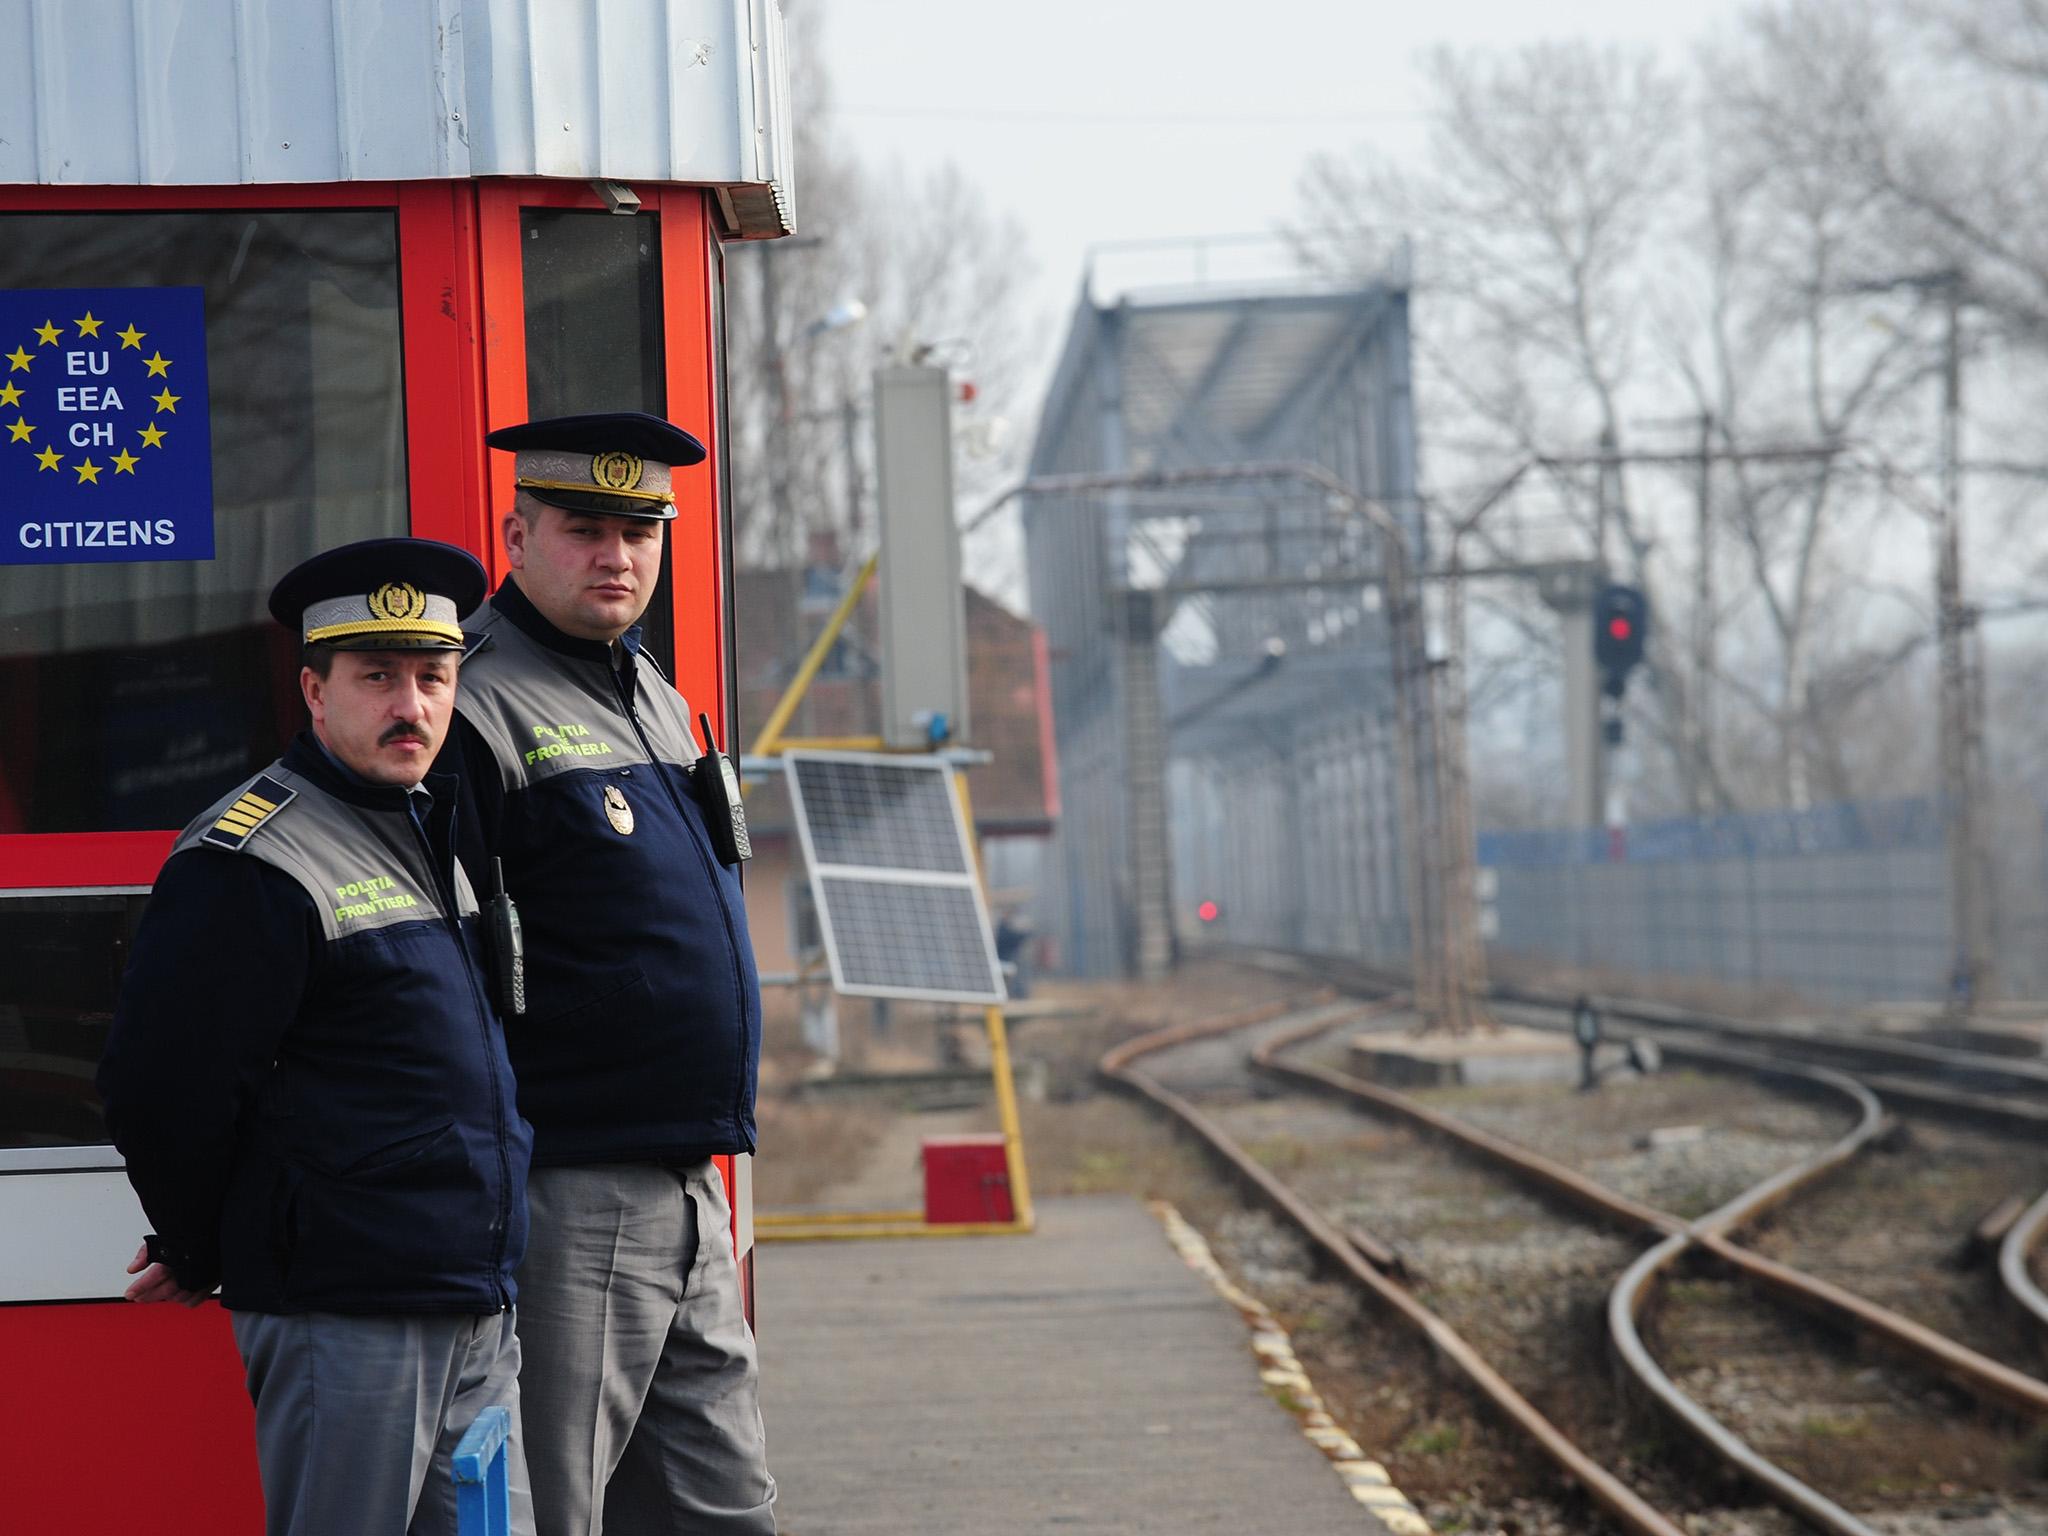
603, 784, 635, 835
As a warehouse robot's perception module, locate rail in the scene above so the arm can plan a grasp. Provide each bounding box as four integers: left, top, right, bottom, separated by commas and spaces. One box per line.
1102, 998, 1692, 1536
1113, 977, 2048, 1536
2001, 1188, 2048, 1340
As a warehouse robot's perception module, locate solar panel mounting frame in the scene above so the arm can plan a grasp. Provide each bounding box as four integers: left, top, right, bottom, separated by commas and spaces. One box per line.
783, 749, 1008, 1004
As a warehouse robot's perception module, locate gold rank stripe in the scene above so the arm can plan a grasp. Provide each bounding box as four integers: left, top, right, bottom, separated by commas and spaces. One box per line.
202, 776, 298, 850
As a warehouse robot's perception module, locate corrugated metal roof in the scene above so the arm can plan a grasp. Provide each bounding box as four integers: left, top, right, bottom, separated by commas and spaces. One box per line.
0, 0, 793, 236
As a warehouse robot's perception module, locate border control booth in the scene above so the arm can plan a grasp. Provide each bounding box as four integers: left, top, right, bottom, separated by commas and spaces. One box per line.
0, 6, 791, 1528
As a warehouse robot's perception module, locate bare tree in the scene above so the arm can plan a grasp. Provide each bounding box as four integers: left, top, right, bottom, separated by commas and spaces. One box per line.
1678, 3, 1938, 808
1291, 43, 1706, 815
1292, 27, 2009, 823
723, 6, 1037, 576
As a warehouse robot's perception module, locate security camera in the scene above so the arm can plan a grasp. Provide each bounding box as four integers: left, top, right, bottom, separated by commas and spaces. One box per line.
591, 180, 641, 215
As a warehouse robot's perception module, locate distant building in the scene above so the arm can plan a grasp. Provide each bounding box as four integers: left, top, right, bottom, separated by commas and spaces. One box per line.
735, 537, 1058, 979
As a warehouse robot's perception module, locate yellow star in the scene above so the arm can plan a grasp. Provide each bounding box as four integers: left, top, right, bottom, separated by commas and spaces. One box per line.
6, 345, 32, 372
75, 457, 101, 484
138, 422, 167, 449
144, 352, 172, 378
35, 446, 61, 472
111, 447, 140, 475
6, 418, 32, 443
116, 323, 146, 350
152, 387, 180, 414
75, 312, 103, 339
33, 320, 62, 347
0, 382, 20, 408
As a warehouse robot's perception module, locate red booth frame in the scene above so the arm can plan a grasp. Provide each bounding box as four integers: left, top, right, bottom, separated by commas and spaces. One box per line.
0, 176, 744, 1536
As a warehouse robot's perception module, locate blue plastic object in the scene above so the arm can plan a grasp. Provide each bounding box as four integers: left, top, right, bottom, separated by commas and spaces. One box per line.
453, 1405, 512, 1536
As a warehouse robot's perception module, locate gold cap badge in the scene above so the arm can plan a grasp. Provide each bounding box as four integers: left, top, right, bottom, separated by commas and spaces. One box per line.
368, 581, 426, 622
592, 452, 645, 491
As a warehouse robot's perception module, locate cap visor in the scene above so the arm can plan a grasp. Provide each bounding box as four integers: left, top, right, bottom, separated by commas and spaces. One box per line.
524, 486, 679, 521
316, 629, 468, 651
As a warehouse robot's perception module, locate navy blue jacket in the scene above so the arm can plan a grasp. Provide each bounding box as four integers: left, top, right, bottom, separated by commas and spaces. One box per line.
97, 736, 532, 1314
443, 578, 760, 1167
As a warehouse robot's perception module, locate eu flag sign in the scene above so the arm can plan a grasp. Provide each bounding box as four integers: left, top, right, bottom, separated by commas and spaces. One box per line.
0, 286, 214, 566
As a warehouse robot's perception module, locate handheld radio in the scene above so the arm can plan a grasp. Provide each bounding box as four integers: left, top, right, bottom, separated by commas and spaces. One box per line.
693, 711, 752, 867
486, 857, 526, 1018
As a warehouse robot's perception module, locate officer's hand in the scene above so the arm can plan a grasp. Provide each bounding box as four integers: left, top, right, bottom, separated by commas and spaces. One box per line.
124, 1241, 211, 1307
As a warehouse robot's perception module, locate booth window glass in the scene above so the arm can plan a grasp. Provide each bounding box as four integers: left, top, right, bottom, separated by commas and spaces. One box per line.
0, 893, 146, 1148
0, 211, 408, 834
521, 210, 676, 668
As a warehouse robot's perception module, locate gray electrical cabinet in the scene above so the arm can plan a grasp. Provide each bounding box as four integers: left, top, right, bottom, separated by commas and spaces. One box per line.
874, 364, 971, 749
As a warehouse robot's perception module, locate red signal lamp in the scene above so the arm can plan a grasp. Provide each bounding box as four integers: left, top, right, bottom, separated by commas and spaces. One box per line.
1608, 616, 1633, 641
1196, 899, 1220, 924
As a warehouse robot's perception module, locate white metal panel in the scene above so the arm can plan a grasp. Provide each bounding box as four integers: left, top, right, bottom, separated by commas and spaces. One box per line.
334, 0, 470, 180
0, 1167, 146, 1303
28, 0, 144, 184
235, 0, 346, 184
523, 0, 603, 178
134, 0, 245, 184
0, 0, 792, 235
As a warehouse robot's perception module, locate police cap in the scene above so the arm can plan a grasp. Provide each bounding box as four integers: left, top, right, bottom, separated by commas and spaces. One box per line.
486, 411, 707, 522
269, 537, 487, 652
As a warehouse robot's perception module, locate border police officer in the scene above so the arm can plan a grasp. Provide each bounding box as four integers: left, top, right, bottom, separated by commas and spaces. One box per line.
441, 413, 774, 1535
98, 538, 535, 1536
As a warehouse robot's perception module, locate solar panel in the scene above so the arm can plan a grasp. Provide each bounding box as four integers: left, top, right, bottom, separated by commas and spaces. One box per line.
784, 751, 1006, 1003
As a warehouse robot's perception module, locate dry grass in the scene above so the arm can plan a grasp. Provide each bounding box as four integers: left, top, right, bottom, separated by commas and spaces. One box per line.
750, 1098, 893, 1208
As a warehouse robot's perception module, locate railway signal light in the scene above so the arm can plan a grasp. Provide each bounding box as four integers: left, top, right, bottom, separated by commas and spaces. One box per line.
1196, 899, 1221, 924
1592, 583, 1649, 698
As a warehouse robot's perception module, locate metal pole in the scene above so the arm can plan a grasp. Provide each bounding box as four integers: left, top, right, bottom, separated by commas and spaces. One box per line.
1386, 541, 1442, 1029
1436, 537, 1484, 1033
1936, 280, 1993, 1007
1693, 411, 1715, 814
842, 394, 864, 545
1432, 465, 1536, 1035
758, 248, 794, 561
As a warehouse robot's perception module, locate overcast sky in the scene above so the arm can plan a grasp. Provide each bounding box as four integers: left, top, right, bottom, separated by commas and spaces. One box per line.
819, 0, 1753, 364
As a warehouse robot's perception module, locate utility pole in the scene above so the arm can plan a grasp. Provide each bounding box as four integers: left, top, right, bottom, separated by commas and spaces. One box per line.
1432, 465, 1538, 1035
1693, 411, 1715, 814
1933, 276, 1995, 1007
1834, 265, 1993, 1008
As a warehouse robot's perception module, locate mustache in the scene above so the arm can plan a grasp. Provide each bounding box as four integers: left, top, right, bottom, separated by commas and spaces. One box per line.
379, 724, 430, 747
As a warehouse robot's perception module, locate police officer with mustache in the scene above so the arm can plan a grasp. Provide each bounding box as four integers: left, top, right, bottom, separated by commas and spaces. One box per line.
98, 539, 535, 1536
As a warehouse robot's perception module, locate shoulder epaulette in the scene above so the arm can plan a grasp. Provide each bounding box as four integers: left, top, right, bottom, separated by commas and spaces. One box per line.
201, 774, 298, 851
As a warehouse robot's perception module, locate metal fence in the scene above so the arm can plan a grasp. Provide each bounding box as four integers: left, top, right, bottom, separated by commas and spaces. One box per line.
1170, 699, 1413, 969
1478, 798, 1961, 1004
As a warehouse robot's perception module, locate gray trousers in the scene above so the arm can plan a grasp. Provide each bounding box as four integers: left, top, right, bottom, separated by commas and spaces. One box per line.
231, 1309, 534, 1536
517, 1161, 776, 1536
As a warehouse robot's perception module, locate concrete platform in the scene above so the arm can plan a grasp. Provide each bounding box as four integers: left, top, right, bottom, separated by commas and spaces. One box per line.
755, 1195, 1396, 1535
1350, 1023, 1580, 1087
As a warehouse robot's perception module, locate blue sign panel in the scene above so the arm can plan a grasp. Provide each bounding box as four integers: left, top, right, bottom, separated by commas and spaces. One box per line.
0, 286, 214, 565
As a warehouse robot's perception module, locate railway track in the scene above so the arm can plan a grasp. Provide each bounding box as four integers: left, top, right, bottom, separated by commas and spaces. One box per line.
1101, 983, 2048, 1535
1222, 943, 2048, 1358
